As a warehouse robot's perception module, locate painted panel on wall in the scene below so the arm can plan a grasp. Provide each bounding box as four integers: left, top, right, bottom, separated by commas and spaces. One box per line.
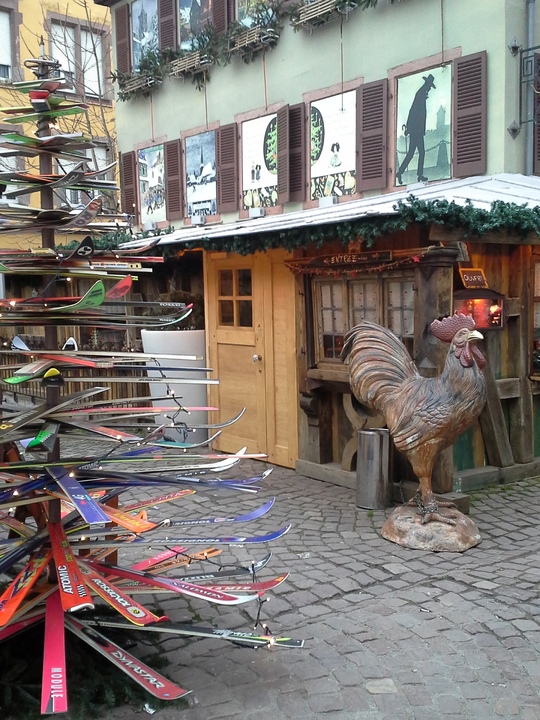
242, 113, 278, 210
132, 0, 159, 69
179, 0, 213, 50
310, 90, 356, 201
138, 144, 166, 227
185, 131, 217, 217
396, 65, 451, 185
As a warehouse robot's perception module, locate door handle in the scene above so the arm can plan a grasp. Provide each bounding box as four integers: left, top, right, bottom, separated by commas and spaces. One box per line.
252, 354, 262, 362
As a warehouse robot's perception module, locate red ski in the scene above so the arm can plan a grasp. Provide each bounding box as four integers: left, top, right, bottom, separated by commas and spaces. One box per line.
77, 562, 167, 626
0, 548, 52, 626
47, 521, 94, 613
86, 561, 261, 606
41, 591, 68, 714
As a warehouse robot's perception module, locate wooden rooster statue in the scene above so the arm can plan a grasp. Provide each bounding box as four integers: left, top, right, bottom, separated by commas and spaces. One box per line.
341, 313, 487, 525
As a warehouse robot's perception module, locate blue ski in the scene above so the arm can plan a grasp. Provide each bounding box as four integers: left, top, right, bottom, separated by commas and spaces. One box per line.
46, 466, 111, 525
66, 525, 291, 549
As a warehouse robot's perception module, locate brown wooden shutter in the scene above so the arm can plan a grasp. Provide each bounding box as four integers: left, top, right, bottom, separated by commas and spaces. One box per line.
213, 0, 230, 34
533, 55, 540, 175
159, 0, 177, 51
357, 79, 388, 192
453, 51, 487, 178
216, 123, 238, 213
277, 103, 306, 204
289, 103, 306, 202
277, 105, 290, 204
120, 151, 138, 220
115, 4, 131, 75
164, 139, 183, 220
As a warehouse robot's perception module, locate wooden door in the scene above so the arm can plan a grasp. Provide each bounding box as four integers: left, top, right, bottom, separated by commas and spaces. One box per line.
205, 249, 298, 467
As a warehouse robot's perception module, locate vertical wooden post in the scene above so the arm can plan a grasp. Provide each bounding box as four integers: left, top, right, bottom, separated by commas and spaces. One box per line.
414, 246, 459, 494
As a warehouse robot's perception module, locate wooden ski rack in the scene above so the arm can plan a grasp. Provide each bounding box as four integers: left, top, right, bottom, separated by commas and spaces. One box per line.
228, 26, 280, 60
169, 51, 213, 79
289, 0, 358, 31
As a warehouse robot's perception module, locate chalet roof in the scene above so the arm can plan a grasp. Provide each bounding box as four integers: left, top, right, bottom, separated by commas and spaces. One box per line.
119, 173, 540, 250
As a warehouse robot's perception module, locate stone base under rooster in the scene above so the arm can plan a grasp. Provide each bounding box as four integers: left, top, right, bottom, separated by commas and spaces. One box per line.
341, 313, 487, 552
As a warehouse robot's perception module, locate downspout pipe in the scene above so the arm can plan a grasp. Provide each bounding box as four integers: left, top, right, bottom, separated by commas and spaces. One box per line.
526, 0, 536, 175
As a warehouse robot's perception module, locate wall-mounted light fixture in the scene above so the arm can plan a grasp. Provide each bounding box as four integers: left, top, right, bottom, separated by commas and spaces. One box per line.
507, 120, 521, 139
454, 288, 505, 331
508, 37, 521, 56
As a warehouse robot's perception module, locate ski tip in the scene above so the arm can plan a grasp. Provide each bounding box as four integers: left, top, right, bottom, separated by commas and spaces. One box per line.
11, 335, 30, 351
62, 336, 79, 351
261, 469, 273, 480
67, 602, 95, 612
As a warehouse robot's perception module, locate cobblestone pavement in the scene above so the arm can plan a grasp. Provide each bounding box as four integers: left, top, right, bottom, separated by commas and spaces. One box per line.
59, 443, 540, 720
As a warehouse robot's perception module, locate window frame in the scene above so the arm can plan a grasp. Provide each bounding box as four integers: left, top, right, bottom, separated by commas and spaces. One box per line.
0, 0, 21, 83
312, 270, 415, 367
47, 12, 112, 103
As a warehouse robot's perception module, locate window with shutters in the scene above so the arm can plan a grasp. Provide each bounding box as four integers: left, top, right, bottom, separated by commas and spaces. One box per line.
310, 90, 357, 200
56, 146, 112, 208
313, 272, 414, 365
393, 52, 486, 185
239, 103, 306, 211
185, 131, 217, 217
49, 19, 110, 99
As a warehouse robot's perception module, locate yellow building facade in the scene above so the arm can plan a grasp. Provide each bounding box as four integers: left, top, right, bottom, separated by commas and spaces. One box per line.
0, 0, 116, 249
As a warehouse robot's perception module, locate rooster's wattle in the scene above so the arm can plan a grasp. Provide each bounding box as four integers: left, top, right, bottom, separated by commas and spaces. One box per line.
341, 313, 487, 524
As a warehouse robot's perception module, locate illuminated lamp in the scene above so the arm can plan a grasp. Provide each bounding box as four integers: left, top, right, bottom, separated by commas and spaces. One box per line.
453, 288, 505, 331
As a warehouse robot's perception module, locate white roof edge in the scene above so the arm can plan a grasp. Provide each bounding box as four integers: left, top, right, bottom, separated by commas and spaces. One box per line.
119, 173, 540, 250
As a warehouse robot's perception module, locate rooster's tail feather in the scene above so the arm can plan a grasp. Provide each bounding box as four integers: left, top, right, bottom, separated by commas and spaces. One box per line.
341, 321, 419, 414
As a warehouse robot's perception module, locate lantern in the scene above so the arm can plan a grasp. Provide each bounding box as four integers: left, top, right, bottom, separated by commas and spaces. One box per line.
453, 288, 505, 330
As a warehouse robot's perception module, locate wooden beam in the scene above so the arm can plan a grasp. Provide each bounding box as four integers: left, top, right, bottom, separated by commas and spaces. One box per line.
478, 361, 514, 467
429, 225, 540, 245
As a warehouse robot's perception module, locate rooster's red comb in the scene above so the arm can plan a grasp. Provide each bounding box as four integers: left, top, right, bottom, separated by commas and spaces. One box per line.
430, 313, 476, 342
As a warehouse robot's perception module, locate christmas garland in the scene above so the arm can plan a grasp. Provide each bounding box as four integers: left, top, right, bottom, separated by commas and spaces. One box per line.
163, 197, 540, 258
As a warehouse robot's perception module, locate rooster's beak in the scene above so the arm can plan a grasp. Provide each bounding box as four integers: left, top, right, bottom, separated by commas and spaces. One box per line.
468, 330, 483, 341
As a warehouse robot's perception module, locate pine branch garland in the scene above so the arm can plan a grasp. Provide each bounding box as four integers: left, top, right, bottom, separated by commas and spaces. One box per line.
168, 197, 540, 256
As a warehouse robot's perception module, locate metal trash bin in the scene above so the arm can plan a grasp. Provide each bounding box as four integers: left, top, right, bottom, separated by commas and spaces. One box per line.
356, 428, 392, 509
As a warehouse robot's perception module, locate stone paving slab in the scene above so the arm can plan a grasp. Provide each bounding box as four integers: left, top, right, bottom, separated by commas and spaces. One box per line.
34, 440, 540, 718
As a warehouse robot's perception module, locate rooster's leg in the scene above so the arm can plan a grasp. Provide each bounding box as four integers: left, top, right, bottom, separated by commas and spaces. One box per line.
408, 482, 460, 525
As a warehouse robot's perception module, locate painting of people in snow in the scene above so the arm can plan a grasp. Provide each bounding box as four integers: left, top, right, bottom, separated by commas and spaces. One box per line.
185, 131, 217, 218
310, 91, 356, 201
178, 0, 213, 50
138, 144, 166, 228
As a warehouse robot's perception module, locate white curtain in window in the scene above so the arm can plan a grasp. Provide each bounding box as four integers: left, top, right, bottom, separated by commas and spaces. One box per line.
0, 11, 12, 76
50, 23, 76, 80
81, 29, 103, 96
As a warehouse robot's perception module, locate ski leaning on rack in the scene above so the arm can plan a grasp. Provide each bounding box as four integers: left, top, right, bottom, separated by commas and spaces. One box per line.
64, 616, 191, 701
